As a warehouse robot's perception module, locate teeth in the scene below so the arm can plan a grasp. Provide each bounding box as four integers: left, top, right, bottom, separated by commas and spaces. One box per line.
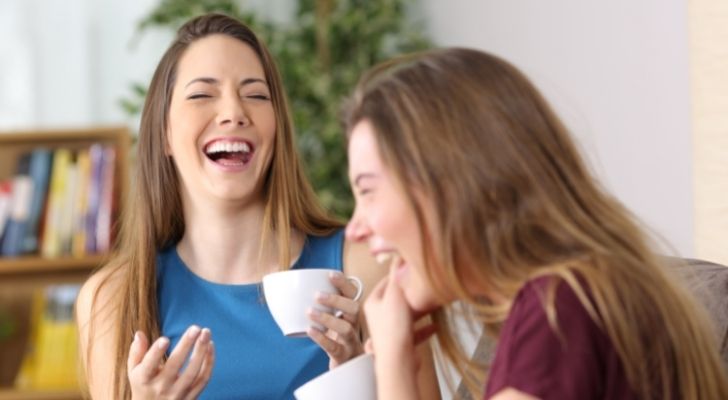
375, 252, 394, 265
206, 141, 251, 154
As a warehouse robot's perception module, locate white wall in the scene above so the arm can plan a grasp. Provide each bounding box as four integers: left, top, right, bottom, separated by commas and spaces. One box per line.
423, 0, 695, 257
0, 0, 293, 132
0, 0, 168, 130
690, 0, 728, 265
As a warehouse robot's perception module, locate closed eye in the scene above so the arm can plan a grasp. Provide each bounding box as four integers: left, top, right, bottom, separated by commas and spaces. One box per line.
187, 93, 211, 100
245, 94, 271, 101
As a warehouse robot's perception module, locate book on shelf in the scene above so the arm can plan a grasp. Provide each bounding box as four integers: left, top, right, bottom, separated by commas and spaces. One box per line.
84, 144, 104, 255
22, 148, 53, 255
0, 181, 12, 243
1, 153, 34, 257
72, 149, 91, 258
14, 284, 81, 390
0, 141, 119, 261
96, 146, 116, 253
41, 148, 71, 259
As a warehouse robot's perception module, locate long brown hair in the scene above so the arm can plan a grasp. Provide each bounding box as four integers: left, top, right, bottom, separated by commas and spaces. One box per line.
344, 48, 728, 399
86, 14, 340, 399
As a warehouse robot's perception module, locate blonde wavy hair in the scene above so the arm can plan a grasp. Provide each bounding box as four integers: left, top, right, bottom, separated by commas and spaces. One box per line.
344, 47, 728, 399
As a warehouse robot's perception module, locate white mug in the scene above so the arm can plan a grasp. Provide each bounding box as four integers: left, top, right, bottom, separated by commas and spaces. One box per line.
294, 353, 376, 400
262, 268, 363, 337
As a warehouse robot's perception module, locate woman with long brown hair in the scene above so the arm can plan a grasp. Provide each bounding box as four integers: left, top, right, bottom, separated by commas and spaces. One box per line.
75, 14, 440, 399
344, 47, 728, 399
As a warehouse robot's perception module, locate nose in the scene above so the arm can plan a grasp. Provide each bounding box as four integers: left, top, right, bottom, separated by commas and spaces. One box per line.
345, 208, 372, 243
216, 93, 250, 127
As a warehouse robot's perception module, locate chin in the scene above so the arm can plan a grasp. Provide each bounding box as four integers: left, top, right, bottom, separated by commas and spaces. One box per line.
405, 288, 442, 314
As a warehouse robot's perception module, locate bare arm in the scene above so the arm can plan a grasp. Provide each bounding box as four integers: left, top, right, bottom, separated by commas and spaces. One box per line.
75, 267, 122, 399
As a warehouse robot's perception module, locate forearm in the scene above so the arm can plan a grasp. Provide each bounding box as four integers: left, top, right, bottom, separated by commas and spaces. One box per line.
376, 354, 420, 400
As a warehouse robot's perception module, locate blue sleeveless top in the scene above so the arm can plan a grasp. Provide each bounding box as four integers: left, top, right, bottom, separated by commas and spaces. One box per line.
157, 230, 344, 399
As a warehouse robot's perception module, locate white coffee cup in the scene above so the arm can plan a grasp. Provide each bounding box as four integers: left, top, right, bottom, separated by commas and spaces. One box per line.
262, 268, 363, 337
294, 353, 376, 400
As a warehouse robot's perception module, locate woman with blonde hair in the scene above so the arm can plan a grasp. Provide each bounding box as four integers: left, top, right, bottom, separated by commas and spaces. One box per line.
75, 14, 439, 399
344, 47, 728, 399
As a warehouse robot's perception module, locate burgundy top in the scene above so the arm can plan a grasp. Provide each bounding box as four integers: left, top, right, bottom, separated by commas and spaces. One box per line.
484, 276, 638, 399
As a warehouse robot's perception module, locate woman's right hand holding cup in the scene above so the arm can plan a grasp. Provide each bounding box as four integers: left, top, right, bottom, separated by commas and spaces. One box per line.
127, 325, 215, 400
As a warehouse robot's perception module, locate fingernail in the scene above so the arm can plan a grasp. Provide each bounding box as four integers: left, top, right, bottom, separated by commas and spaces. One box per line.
316, 291, 330, 300
308, 308, 321, 317
330, 272, 342, 280
133, 331, 139, 342
187, 325, 201, 338
199, 328, 211, 342
157, 337, 169, 350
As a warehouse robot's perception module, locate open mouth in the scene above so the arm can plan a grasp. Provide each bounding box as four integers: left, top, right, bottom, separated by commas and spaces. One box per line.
204, 139, 254, 166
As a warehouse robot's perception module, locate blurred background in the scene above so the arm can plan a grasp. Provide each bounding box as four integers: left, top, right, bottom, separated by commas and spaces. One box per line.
0, 0, 725, 398
1, 0, 725, 261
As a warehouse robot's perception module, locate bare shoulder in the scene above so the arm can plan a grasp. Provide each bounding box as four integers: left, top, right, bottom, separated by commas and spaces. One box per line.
76, 263, 123, 331
342, 239, 386, 301
76, 263, 124, 399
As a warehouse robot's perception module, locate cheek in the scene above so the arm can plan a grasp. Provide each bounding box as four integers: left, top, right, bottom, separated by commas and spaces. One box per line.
368, 208, 400, 239
262, 112, 277, 143
165, 130, 181, 157
256, 110, 277, 153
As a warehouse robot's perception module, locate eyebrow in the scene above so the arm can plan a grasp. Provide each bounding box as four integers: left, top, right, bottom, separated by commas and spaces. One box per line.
184, 77, 269, 89
353, 173, 377, 186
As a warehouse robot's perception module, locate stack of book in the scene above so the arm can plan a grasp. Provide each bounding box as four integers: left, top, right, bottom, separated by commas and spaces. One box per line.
0, 144, 117, 258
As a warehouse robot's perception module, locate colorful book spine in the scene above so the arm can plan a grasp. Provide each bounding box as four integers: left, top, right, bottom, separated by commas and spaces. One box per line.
85, 144, 104, 254
72, 149, 91, 258
41, 148, 71, 258
0, 180, 12, 242
1, 153, 34, 257
58, 161, 79, 255
22, 148, 53, 254
96, 146, 116, 253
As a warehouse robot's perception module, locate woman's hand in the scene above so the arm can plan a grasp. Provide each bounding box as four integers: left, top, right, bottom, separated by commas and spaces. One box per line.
363, 265, 416, 364
363, 264, 436, 400
127, 325, 215, 400
307, 272, 365, 368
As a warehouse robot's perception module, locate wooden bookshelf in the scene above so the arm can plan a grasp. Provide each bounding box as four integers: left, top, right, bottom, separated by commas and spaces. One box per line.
0, 389, 81, 400
0, 126, 130, 398
0, 255, 106, 275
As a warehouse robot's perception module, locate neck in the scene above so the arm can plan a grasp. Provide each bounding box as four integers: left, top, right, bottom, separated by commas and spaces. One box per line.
176, 196, 302, 284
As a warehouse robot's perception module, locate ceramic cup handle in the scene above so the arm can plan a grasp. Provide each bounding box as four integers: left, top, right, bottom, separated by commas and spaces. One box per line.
334, 276, 363, 318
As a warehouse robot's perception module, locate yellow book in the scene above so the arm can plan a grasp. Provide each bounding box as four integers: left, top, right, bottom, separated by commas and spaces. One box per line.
41, 149, 71, 258
72, 149, 91, 258
32, 285, 80, 389
13, 289, 46, 389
